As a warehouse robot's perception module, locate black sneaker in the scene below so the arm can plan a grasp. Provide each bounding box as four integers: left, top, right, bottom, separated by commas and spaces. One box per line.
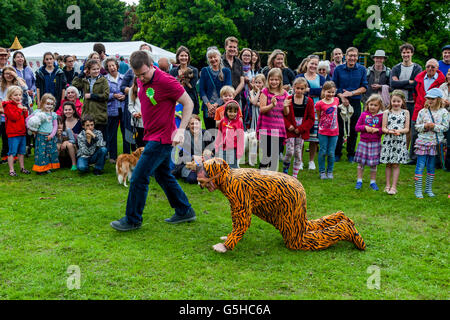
164, 208, 196, 224
93, 169, 103, 176
110, 217, 141, 231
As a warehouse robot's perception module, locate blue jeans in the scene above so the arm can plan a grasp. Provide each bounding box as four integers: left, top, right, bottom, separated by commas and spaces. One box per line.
77, 147, 108, 172
318, 134, 338, 173
125, 141, 192, 225
8, 136, 26, 156
415, 154, 435, 175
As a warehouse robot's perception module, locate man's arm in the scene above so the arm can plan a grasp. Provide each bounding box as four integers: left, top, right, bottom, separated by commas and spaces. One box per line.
172, 92, 194, 146
234, 76, 245, 97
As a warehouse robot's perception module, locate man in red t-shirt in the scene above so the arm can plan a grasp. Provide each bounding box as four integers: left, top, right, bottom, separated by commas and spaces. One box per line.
111, 51, 195, 231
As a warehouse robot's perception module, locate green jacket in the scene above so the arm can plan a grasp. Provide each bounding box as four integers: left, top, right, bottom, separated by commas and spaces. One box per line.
72, 75, 109, 125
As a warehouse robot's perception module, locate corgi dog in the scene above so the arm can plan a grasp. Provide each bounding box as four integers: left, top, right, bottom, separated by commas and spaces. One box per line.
116, 147, 144, 187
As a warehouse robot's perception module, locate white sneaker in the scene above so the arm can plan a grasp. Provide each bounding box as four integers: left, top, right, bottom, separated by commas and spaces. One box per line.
308, 161, 316, 170
299, 162, 304, 170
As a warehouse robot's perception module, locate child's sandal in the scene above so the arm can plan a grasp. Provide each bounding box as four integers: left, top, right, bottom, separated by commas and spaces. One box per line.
20, 168, 31, 174
388, 188, 397, 195
9, 171, 18, 177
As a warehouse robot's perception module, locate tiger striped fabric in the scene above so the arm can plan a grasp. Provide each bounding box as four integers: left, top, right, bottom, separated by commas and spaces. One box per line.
202, 158, 366, 251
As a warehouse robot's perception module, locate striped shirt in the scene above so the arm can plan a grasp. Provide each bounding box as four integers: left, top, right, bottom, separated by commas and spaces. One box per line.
256, 87, 288, 138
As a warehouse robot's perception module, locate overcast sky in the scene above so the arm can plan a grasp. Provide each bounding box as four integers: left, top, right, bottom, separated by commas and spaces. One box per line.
121, 0, 139, 4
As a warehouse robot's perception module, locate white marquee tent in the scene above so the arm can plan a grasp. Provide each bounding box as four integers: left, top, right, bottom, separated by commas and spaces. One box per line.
10, 41, 176, 71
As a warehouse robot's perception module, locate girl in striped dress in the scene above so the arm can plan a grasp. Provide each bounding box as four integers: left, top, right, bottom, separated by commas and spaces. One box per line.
256, 68, 289, 171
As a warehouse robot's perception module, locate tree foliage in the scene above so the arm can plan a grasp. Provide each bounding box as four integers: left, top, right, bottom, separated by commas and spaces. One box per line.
0, 0, 447, 71
0, 0, 127, 48
40, 0, 126, 42
236, 0, 367, 68
0, 0, 46, 48
134, 0, 253, 65
122, 5, 139, 41
351, 0, 450, 67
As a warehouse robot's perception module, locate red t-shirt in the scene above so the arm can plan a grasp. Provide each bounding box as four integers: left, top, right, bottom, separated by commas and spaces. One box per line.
315, 97, 339, 136
137, 67, 185, 144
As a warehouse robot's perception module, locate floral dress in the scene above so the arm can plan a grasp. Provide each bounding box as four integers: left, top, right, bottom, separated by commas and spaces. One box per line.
380, 110, 409, 164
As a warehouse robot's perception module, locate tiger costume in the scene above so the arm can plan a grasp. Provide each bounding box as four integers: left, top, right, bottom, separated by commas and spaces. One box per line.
195, 158, 366, 251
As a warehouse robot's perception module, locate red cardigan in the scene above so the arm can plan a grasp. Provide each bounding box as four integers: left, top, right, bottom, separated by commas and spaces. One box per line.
412, 70, 445, 121
2, 100, 28, 138
283, 95, 315, 139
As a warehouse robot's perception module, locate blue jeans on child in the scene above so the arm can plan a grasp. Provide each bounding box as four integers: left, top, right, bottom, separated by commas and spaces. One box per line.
415, 154, 435, 175
318, 134, 338, 173
125, 141, 193, 225
77, 147, 108, 172
8, 136, 26, 156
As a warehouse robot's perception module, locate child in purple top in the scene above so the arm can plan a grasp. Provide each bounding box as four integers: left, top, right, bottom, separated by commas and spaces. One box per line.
354, 94, 384, 190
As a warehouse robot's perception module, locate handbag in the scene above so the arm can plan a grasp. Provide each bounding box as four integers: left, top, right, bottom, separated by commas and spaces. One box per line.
428, 109, 447, 169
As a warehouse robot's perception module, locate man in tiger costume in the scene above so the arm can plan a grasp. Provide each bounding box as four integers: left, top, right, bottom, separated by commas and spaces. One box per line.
193, 158, 366, 253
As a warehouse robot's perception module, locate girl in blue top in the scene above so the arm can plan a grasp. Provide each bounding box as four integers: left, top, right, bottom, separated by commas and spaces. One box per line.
27, 93, 60, 174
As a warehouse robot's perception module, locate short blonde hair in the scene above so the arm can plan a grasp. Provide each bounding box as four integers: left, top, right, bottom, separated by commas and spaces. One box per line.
220, 85, 235, 98
224, 36, 239, 47
5, 85, 23, 101
39, 93, 56, 111
266, 68, 283, 92
292, 77, 308, 88
365, 94, 384, 112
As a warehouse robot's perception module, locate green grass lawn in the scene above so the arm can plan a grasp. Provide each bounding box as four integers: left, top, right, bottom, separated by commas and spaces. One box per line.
0, 136, 448, 300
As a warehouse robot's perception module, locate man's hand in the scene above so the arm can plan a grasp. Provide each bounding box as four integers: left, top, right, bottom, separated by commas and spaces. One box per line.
172, 128, 185, 147
341, 90, 353, 98
213, 243, 228, 253
341, 97, 350, 107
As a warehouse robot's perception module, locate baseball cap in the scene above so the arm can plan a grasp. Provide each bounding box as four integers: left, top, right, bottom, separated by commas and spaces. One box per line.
442, 45, 450, 51
425, 88, 444, 99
